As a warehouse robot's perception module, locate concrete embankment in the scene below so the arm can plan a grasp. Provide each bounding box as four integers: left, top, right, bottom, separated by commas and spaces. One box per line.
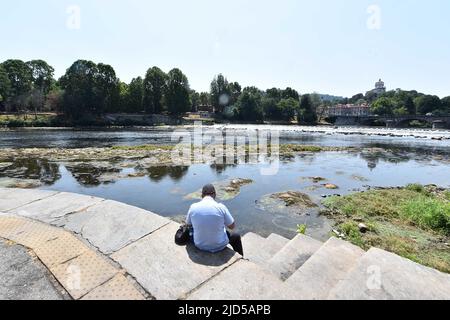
1, 188, 449, 300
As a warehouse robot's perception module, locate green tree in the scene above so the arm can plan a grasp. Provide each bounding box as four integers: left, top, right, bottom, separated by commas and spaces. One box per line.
349, 93, 364, 104
441, 96, 450, 114
189, 90, 200, 112
393, 106, 408, 116
414, 95, 442, 115
1, 59, 33, 110
60, 60, 104, 118
93, 63, 120, 114
371, 97, 396, 115
404, 96, 416, 115
365, 91, 378, 103
262, 96, 282, 120
310, 93, 322, 110
27, 60, 55, 94
143, 67, 167, 114
0, 65, 11, 108
236, 87, 264, 122
282, 87, 300, 100
298, 94, 317, 124
262, 88, 283, 120
266, 88, 282, 100
227, 81, 241, 105
44, 87, 64, 112
210, 74, 230, 113
27, 60, 55, 115
165, 68, 191, 115
277, 98, 299, 122
199, 92, 211, 106
116, 82, 129, 112
126, 77, 144, 113
392, 90, 419, 115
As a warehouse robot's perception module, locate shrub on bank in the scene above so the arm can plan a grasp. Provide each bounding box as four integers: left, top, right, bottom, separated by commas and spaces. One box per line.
400, 197, 450, 235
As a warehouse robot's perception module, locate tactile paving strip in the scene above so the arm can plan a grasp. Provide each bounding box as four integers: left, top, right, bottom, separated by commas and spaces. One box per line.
0, 215, 146, 300
0, 216, 29, 239
81, 274, 146, 300
34, 232, 89, 267
7, 219, 64, 249
50, 251, 119, 300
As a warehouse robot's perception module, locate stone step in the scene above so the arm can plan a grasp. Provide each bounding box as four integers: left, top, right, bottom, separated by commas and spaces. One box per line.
241, 233, 270, 265
328, 248, 450, 300
0, 188, 58, 212
60, 200, 171, 254
242, 232, 290, 266
267, 234, 323, 281
266, 233, 290, 253
111, 222, 241, 300
187, 260, 302, 300
9, 192, 104, 224
285, 237, 365, 299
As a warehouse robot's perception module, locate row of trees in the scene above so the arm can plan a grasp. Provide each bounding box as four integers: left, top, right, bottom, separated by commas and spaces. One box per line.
0, 59, 192, 119
0, 59, 58, 114
60, 61, 192, 119
342, 90, 450, 116
1, 59, 448, 123
370, 90, 449, 116
0, 59, 319, 123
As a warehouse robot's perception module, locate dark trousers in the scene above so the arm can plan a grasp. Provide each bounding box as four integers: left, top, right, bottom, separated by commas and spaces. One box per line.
227, 231, 244, 256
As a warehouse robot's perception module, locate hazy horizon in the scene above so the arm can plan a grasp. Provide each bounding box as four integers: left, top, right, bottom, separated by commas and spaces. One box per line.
1, 0, 449, 98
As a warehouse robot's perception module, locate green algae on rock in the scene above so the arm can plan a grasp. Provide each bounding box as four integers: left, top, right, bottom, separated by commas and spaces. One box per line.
257, 191, 319, 216
184, 178, 253, 201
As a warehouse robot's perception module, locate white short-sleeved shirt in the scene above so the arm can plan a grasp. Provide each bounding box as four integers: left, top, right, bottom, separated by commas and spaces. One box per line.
186, 196, 235, 253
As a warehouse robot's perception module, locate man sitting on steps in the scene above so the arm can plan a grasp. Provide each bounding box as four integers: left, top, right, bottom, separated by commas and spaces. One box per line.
186, 184, 244, 256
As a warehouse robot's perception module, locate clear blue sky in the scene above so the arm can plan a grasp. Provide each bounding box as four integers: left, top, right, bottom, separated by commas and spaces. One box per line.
1, 0, 449, 97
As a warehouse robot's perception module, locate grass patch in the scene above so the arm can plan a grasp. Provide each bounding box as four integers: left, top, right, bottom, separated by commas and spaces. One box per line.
400, 197, 450, 235
339, 221, 364, 247
323, 185, 450, 273
444, 190, 450, 201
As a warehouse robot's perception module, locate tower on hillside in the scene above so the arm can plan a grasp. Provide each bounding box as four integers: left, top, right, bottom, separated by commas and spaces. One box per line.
367, 78, 386, 97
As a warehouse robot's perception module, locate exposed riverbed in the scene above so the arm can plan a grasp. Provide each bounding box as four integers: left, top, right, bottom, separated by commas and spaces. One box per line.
0, 126, 449, 241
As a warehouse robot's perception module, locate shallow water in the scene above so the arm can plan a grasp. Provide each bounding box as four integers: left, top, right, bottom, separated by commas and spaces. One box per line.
1, 126, 449, 241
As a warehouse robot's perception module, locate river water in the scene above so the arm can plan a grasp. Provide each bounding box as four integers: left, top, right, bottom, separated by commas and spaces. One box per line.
1, 125, 449, 241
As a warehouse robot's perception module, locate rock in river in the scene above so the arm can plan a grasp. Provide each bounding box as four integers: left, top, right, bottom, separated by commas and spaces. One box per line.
257, 191, 318, 216
323, 183, 339, 190
184, 178, 253, 201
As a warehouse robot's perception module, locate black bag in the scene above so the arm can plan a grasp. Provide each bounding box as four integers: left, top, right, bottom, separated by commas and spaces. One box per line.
175, 225, 191, 246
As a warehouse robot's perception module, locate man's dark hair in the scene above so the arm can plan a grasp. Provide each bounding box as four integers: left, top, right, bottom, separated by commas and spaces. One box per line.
202, 184, 216, 198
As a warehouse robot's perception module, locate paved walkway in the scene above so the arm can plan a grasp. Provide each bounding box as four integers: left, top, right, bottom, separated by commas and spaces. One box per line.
0, 188, 241, 300
1, 188, 449, 300
0, 240, 66, 300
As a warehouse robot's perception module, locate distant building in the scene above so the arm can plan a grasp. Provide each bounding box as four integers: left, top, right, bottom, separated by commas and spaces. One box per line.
187, 104, 215, 119
322, 103, 372, 117
367, 79, 387, 96
196, 105, 215, 113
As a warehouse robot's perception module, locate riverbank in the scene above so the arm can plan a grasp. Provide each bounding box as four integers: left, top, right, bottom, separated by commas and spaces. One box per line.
1, 188, 449, 299
322, 184, 450, 273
